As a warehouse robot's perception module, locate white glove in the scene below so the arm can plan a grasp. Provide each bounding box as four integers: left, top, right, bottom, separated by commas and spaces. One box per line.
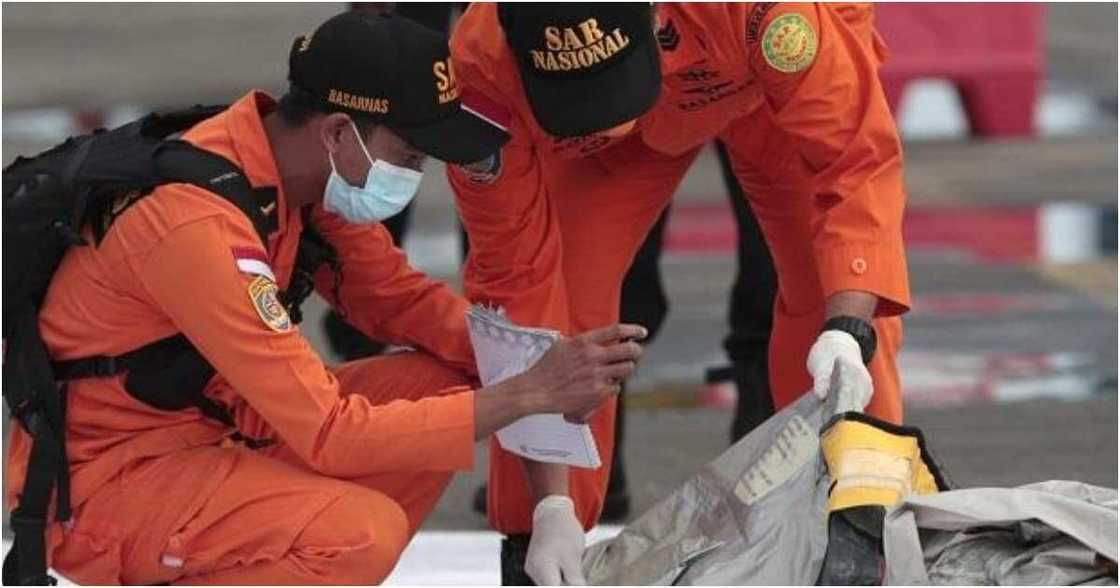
807, 330, 874, 413
525, 495, 587, 586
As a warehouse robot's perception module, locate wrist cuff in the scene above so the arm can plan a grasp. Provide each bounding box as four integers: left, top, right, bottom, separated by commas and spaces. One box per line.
533, 495, 575, 522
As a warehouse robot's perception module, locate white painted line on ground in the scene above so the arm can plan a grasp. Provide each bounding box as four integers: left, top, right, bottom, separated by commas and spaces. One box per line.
3, 526, 625, 586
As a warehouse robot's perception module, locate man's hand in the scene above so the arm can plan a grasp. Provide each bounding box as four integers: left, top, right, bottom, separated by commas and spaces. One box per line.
807, 330, 873, 413
522, 323, 646, 419
472, 323, 646, 441
525, 495, 587, 585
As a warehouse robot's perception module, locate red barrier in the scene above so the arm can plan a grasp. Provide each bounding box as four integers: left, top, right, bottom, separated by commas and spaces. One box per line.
875, 3, 1046, 137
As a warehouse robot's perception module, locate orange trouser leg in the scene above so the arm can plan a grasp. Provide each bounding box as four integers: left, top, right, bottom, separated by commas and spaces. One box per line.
268, 351, 475, 537
487, 137, 701, 533
172, 454, 411, 586
51, 446, 410, 585
51, 352, 471, 585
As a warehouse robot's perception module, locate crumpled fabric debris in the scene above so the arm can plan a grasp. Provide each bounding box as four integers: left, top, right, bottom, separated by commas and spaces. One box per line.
582, 393, 1118, 585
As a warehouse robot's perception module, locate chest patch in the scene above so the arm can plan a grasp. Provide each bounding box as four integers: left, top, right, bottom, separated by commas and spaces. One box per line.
247, 275, 291, 332
761, 13, 818, 73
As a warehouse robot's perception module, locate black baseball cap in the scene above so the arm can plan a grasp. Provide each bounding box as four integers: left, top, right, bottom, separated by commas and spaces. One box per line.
499, 3, 661, 138
288, 11, 509, 164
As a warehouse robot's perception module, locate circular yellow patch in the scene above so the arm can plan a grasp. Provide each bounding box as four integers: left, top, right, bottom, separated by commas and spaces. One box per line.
761, 13, 818, 73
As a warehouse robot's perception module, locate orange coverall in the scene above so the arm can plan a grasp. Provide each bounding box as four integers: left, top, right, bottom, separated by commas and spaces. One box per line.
5, 92, 479, 584
448, 3, 909, 534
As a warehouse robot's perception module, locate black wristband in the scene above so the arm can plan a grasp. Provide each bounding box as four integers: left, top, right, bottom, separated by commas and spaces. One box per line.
822, 316, 877, 364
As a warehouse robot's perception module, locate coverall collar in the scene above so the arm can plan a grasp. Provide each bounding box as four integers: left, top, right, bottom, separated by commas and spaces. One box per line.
223, 91, 290, 239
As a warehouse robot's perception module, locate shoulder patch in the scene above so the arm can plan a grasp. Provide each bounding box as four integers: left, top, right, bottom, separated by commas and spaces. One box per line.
457, 151, 503, 185
761, 13, 818, 73
247, 275, 291, 332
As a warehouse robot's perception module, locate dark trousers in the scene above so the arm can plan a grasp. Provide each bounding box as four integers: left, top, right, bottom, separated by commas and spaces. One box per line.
717, 142, 778, 442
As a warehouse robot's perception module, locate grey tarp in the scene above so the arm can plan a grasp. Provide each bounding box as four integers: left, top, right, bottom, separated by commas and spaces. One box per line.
582, 393, 1119, 585
884, 481, 1118, 585
582, 393, 834, 585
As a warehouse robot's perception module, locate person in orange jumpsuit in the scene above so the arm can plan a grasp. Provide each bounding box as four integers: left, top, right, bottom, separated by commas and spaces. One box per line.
3, 12, 648, 585
446, 3, 909, 584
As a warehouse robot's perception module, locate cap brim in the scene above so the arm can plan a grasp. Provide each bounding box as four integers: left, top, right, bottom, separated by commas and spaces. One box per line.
392, 107, 511, 165
521, 37, 661, 138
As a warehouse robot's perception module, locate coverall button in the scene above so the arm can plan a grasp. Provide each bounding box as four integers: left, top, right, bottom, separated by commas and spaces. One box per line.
850, 258, 868, 275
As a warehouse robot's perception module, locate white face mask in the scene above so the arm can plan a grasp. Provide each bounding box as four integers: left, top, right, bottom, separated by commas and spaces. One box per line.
323, 121, 423, 224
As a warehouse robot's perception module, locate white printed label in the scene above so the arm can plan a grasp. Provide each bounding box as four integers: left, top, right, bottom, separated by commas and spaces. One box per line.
734, 415, 818, 505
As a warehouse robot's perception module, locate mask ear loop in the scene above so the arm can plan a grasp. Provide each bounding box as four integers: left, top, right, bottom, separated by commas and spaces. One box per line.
348, 119, 377, 168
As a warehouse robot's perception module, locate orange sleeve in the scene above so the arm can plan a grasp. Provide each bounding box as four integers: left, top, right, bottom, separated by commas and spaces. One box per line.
446, 4, 570, 332
308, 207, 477, 375
446, 111, 571, 333
134, 188, 475, 476
747, 3, 910, 316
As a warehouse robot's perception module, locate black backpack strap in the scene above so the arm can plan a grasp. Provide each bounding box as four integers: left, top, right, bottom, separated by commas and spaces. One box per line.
51, 334, 274, 447
51, 333, 194, 381
279, 207, 341, 325
3, 106, 277, 586
3, 307, 71, 586
152, 141, 274, 246
48, 142, 284, 433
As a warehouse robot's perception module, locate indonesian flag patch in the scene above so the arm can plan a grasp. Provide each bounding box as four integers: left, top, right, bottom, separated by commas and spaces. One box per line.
231, 246, 275, 281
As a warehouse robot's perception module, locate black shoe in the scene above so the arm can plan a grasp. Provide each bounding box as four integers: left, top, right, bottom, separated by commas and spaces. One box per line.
501, 534, 535, 585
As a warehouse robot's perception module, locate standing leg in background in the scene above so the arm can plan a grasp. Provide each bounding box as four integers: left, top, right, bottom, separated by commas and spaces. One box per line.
607, 206, 672, 523
715, 141, 778, 444
322, 203, 416, 361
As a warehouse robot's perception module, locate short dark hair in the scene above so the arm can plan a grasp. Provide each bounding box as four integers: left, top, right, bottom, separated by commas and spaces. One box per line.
277, 86, 378, 138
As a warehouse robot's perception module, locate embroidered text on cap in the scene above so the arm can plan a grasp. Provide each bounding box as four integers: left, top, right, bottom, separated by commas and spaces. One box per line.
530, 18, 631, 72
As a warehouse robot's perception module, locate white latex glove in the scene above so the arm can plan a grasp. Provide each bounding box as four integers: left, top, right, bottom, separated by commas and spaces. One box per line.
525, 495, 587, 586
807, 330, 874, 413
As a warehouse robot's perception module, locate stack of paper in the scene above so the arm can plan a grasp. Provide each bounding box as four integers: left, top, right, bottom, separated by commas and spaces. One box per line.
466, 305, 602, 469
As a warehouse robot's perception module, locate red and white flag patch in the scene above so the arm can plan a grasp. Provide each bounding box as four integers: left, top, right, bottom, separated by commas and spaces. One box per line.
231, 246, 275, 281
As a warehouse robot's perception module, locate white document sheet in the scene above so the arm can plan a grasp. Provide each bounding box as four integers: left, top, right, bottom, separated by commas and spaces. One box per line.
466, 305, 602, 469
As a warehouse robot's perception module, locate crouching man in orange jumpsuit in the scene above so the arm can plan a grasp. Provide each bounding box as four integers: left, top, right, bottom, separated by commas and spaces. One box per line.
446, 3, 910, 583
3, 12, 647, 585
